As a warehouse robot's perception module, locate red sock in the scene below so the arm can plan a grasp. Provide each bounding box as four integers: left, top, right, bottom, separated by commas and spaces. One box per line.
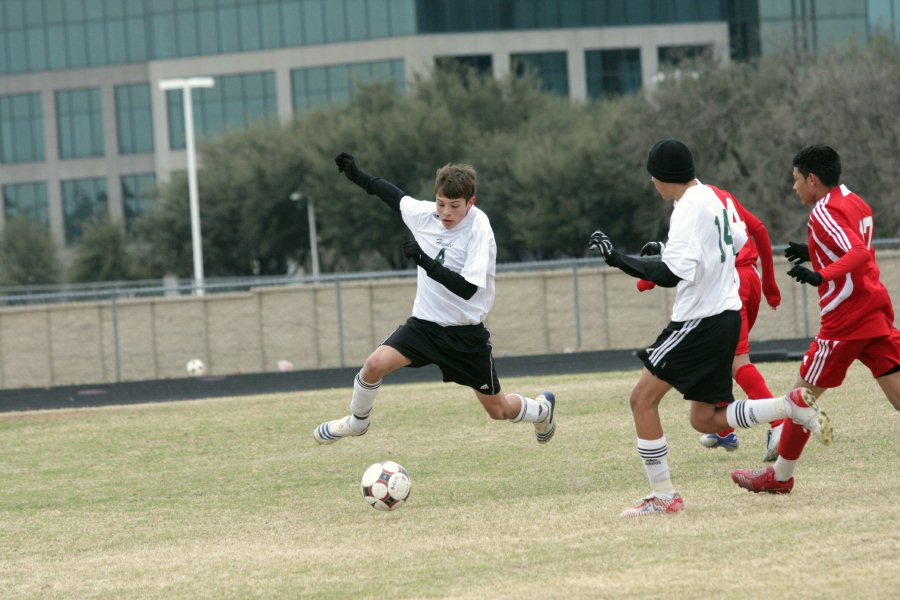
734, 363, 784, 428
778, 419, 811, 460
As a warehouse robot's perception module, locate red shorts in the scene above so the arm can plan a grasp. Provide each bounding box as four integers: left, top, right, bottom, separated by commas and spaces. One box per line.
735, 265, 761, 356
800, 328, 900, 388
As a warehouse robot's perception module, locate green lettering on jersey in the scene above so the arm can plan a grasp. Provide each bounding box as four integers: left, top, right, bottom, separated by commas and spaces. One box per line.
714, 209, 736, 263
435, 248, 446, 265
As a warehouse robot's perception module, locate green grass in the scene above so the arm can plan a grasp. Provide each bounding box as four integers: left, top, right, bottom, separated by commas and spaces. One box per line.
1, 362, 898, 599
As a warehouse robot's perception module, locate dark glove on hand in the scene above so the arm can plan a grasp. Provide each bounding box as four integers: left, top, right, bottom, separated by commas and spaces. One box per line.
588, 230, 614, 259
334, 152, 373, 189
403, 240, 429, 267
784, 241, 810, 264
640, 241, 665, 256
787, 264, 823, 286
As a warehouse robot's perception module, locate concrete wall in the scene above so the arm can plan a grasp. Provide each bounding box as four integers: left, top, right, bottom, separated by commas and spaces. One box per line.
1, 252, 898, 389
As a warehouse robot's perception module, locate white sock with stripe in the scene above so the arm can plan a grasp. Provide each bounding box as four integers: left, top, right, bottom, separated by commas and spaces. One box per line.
509, 393, 547, 423
773, 457, 799, 481
726, 397, 787, 429
637, 436, 676, 499
348, 370, 380, 432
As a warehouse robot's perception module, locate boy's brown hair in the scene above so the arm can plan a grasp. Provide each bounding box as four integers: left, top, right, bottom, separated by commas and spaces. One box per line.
434, 164, 476, 200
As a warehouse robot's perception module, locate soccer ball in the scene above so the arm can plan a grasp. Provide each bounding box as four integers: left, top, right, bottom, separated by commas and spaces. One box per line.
361, 460, 411, 511
186, 358, 206, 376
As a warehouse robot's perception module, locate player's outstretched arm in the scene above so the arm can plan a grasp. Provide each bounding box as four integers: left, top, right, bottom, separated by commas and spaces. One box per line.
403, 240, 478, 300
334, 152, 404, 212
588, 230, 681, 287
746, 218, 780, 308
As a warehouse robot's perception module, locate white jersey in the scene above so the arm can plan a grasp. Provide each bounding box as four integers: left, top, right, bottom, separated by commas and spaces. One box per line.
661, 183, 745, 321
400, 196, 496, 326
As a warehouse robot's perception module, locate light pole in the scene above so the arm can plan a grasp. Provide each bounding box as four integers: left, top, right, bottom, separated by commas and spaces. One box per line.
290, 191, 320, 280
158, 76, 215, 295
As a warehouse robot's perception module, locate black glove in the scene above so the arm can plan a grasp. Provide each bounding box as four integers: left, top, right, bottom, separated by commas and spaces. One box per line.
334, 152, 374, 189
640, 241, 665, 256
588, 230, 614, 259
403, 240, 429, 267
787, 265, 823, 286
784, 241, 810, 265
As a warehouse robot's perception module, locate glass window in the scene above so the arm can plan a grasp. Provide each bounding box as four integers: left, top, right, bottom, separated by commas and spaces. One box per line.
324, 0, 348, 42
281, 1, 304, 46
260, 1, 283, 49
511, 51, 569, 96
292, 59, 405, 113
66, 22, 89, 67
0, 92, 45, 164
167, 72, 278, 149
26, 27, 48, 71
658, 44, 712, 67
115, 83, 154, 155
56, 88, 105, 159
176, 10, 199, 56
302, 0, 325, 44
239, 3, 262, 50
198, 8, 219, 54
3, 181, 50, 229
61, 177, 108, 245
346, 0, 369, 40
585, 48, 642, 99
368, 0, 390, 37
121, 173, 157, 230
217, 6, 241, 53
435, 54, 493, 76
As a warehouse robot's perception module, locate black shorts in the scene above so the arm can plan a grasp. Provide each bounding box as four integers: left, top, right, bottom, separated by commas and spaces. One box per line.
383, 317, 501, 394
636, 310, 740, 405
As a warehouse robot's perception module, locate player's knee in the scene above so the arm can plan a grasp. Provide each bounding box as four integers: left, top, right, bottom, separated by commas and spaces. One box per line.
362, 355, 389, 380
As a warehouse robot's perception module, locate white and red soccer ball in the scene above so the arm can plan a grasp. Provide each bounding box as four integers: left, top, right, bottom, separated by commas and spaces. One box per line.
360, 460, 411, 511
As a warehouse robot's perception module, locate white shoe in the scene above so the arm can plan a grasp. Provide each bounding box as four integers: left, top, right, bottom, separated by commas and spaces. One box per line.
534, 391, 556, 444
313, 416, 369, 445
784, 388, 832, 446
764, 423, 784, 462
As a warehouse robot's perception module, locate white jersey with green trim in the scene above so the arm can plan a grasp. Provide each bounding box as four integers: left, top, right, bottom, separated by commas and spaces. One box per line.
661, 183, 746, 321
400, 196, 496, 326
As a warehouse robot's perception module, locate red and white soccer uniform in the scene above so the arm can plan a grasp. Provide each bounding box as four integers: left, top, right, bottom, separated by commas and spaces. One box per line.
708, 185, 779, 356
800, 184, 900, 387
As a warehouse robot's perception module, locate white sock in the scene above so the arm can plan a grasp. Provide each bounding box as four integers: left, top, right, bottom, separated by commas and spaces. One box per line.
726, 397, 787, 429
349, 370, 380, 432
509, 393, 547, 423
773, 457, 798, 481
637, 436, 676, 498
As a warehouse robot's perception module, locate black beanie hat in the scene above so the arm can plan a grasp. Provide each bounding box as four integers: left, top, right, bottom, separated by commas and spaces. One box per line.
647, 139, 695, 183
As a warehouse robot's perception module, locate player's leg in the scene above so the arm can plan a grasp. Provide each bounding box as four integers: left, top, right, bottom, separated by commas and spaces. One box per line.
314, 320, 424, 445
475, 388, 556, 443
620, 368, 684, 517
876, 369, 900, 410
866, 328, 900, 410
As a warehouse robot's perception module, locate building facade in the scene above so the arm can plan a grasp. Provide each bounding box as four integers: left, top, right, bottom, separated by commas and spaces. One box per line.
0, 0, 896, 252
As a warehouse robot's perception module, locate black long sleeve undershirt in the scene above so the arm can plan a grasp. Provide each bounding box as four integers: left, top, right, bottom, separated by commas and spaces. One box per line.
606, 251, 682, 287
346, 165, 404, 212
414, 254, 478, 300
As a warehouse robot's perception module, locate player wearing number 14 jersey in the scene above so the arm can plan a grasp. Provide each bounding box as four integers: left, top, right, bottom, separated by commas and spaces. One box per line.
732, 144, 900, 495
589, 139, 830, 517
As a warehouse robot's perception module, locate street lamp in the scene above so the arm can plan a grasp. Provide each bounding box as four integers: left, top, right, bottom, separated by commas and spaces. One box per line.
290, 191, 320, 280
158, 76, 215, 295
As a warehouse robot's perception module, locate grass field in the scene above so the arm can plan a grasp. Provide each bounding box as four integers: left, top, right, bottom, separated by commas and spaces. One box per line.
1, 362, 898, 599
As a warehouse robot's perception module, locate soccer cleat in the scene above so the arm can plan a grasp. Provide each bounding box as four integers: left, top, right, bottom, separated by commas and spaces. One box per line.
313, 416, 369, 445
699, 432, 739, 451
620, 493, 685, 517
784, 388, 833, 446
534, 391, 556, 444
731, 466, 793, 494
764, 422, 784, 462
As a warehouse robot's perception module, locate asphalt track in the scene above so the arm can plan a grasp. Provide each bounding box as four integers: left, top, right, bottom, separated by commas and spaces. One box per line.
0, 338, 811, 413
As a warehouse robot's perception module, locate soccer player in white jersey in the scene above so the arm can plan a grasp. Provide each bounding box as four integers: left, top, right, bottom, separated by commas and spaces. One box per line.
313, 153, 555, 446
588, 139, 832, 517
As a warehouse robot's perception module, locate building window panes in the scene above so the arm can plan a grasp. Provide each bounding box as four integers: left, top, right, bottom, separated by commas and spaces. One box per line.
3, 181, 49, 229
166, 72, 278, 150
115, 83, 154, 155
0, 92, 45, 164
121, 173, 157, 231
56, 88, 104, 159
512, 51, 569, 96
585, 48, 642, 99
291, 59, 405, 112
62, 177, 108, 245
